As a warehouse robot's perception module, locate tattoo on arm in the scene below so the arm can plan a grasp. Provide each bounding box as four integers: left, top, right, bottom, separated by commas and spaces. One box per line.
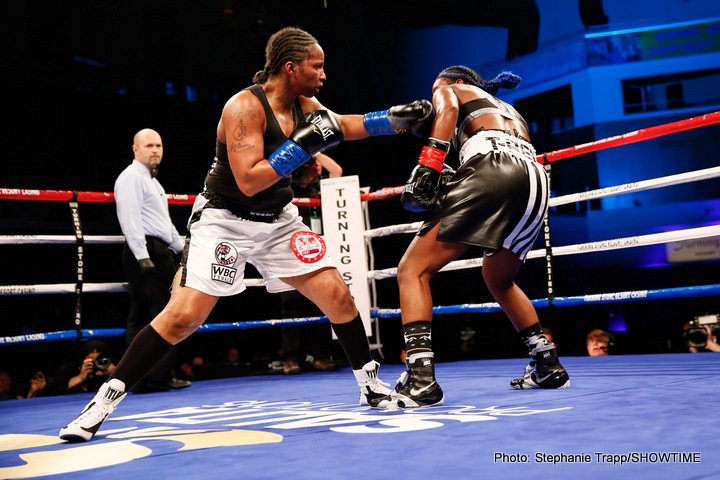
230, 111, 256, 153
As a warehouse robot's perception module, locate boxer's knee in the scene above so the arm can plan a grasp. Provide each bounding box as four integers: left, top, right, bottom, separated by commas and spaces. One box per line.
152, 305, 204, 343
309, 273, 356, 319
326, 278, 356, 314
397, 255, 431, 288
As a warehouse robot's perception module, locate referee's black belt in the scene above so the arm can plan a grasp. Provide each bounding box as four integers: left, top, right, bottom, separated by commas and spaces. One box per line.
201, 192, 282, 223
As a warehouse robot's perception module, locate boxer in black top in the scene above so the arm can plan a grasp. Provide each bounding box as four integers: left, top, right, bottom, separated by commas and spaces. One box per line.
384, 65, 570, 408
60, 26, 433, 442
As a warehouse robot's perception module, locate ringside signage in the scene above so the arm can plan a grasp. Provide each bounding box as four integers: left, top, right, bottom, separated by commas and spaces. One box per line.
320, 176, 372, 334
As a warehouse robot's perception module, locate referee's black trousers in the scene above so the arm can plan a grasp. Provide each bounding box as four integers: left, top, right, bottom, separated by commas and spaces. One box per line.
121, 236, 179, 386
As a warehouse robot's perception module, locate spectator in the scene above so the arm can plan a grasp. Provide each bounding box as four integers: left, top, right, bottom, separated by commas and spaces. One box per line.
25, 370, 47, 399
179, 355, 205, 381
0, 370, 20, 400
586, 329, 613, 356
226, 347, 242, 365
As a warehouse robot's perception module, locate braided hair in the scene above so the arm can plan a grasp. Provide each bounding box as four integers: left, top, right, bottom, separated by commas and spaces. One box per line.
252, 27, 319, 84
437, 65, 521, 95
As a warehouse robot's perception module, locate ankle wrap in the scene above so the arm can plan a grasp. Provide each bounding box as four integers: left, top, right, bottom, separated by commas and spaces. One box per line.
404, 321, 433, 358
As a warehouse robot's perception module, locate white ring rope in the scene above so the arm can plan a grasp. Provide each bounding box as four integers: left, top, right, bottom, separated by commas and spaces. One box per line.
1, 172, 718, 292
2, 222, 717, 293
0, 280, 266, 296
4, 166, 718, 247
548, 165, 720, 207
363, 221, 423, 239
367, 225, 720, 280
363, 165, 720, 239
0, 235, 125, 245
1, 283, 128, 295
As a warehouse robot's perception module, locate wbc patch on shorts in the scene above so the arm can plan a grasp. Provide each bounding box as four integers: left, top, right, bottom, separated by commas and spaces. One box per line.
211, 241, 238, 284
290, 231, 326, 263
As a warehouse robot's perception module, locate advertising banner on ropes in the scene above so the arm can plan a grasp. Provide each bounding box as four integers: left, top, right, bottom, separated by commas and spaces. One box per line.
320, 176, 371, 335
666, 236, 720, 263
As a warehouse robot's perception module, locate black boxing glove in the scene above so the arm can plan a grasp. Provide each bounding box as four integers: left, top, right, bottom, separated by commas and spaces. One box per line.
268, 110, 344, 177
400, 138, 451, 213
401, 165, 441, 213
439, 163, 456, 193
138, 258, 156, 275
363, 99, 434, 137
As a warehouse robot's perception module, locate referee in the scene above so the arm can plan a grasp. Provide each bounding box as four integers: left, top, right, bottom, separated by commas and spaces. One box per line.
114, 128, 190, 393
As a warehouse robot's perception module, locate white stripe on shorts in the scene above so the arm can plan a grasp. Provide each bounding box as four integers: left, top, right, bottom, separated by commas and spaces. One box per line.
502, 159, 549, 260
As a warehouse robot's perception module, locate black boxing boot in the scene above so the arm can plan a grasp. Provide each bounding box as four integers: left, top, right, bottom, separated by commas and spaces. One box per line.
379, 354, 445, 408
511, 343, 570, 389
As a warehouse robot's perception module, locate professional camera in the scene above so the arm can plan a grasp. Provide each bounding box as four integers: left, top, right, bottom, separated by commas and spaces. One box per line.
93, 356, 111, 370
685, 314, 720, 348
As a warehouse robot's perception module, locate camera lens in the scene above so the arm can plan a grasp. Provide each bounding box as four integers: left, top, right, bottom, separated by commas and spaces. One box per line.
93, 357, 110, 370
686, 327, 708, 348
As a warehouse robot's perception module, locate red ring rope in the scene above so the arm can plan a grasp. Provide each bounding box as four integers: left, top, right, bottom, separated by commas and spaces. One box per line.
2, 111, 718, 206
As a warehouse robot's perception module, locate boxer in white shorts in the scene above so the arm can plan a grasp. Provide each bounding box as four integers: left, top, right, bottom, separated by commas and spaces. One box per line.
59, 26, 433, 442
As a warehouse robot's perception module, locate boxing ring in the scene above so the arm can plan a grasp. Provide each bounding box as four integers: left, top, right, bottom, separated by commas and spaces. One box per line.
1, 112, 719, 479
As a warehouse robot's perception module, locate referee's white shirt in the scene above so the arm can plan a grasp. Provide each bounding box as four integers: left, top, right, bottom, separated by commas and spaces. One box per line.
114, 160, 184, 261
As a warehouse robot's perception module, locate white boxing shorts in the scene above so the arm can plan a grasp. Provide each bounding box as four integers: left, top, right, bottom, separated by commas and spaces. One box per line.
180, 194, 337, 296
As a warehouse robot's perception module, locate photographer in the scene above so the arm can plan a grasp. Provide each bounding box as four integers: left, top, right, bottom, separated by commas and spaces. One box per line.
35, 340, 117, 396
683, 315, 720, 353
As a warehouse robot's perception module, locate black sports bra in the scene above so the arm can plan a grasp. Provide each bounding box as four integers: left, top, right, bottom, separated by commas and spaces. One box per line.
455, 98, 529, 148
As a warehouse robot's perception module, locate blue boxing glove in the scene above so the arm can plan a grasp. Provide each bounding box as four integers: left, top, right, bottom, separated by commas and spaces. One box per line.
268, 110, 344, 177
363, 100, 434, 137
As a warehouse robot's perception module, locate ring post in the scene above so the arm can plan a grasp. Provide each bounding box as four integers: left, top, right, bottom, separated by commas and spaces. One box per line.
69, 192, 84, 339
543, 164, 555, 305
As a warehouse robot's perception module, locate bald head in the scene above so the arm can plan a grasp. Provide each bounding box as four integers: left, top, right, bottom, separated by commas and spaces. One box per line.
133, 128, 161, 147
132, 128, 163, 170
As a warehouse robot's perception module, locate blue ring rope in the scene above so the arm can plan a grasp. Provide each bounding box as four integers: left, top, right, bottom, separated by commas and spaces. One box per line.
371, 284, 720, 318
2, 284, 718, 344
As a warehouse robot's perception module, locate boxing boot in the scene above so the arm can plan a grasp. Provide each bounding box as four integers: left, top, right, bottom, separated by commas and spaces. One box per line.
59, 378, 127, 442
354, 360, 393, 407
379, 356, 444, 408
511, 343, 570, 389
